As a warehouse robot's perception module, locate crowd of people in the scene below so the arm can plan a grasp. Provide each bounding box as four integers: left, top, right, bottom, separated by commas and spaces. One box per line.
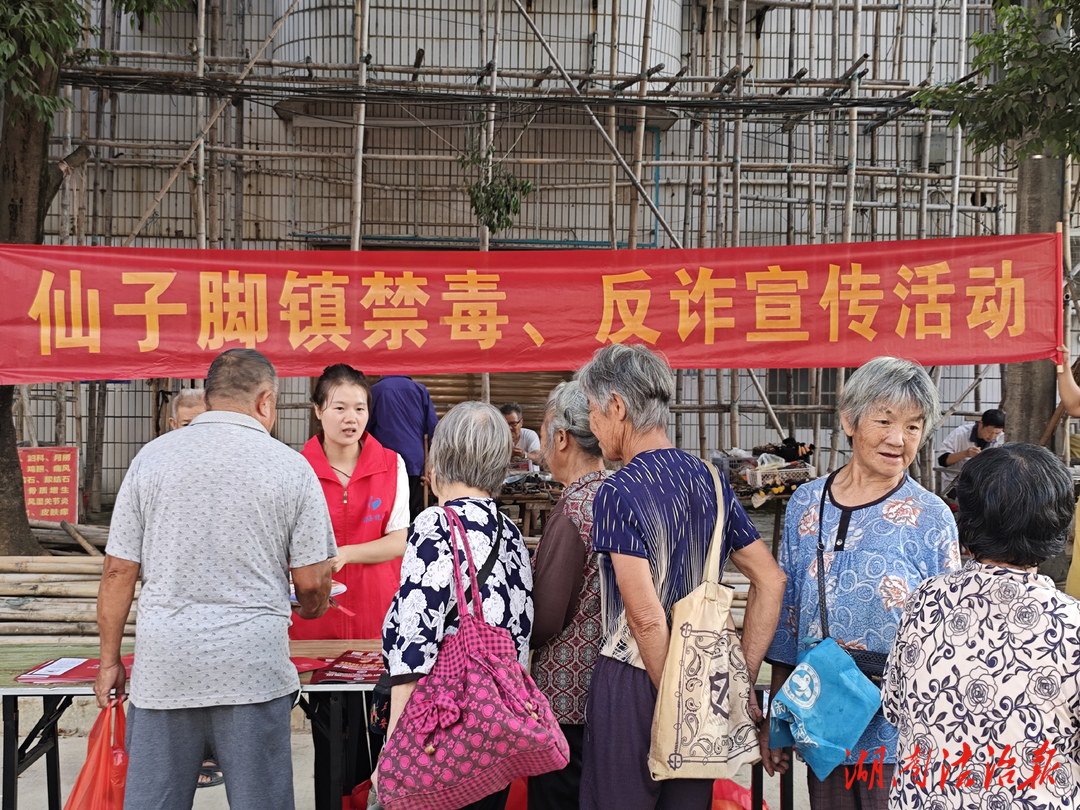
92, 346, 1080, 810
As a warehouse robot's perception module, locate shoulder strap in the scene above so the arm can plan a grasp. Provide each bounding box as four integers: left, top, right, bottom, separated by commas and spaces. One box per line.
443, 511, 505, 629
703, 462, 728, 586
815, 471, 841, 639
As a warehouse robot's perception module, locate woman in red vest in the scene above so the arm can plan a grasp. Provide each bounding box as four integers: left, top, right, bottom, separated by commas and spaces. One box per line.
291, 364, 408, 810
291, 363, 408, 641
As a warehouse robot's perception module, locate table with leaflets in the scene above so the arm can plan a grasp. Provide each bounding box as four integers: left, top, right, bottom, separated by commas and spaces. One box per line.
0, 639, 380, 810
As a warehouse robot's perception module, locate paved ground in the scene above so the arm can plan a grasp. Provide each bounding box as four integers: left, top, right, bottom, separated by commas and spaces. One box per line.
11, 733, 810, 809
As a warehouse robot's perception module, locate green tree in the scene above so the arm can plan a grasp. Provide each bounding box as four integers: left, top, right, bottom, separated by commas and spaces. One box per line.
916, 0, 1080, 161
0, 0, 177, 555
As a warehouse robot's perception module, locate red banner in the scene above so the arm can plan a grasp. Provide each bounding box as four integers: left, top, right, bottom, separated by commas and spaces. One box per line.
0, 235, 1061, 384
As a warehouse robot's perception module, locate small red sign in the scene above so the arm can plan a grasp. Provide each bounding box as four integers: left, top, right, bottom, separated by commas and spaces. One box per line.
19, 446, 79, 523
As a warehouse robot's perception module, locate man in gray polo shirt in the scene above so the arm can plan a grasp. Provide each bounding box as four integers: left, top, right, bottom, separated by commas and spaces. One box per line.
95, 348, 337, 810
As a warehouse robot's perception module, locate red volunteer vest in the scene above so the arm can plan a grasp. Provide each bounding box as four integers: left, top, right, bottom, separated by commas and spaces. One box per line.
289, 433, 402, 641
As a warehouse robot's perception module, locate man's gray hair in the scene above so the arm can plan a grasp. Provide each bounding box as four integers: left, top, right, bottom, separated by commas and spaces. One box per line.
204, 349, 279, 408
170, 387, 205, 420
543, 381, 603, 458
429, 401, 513, 496
576, 344, 674, 432
839, 356, 941, 442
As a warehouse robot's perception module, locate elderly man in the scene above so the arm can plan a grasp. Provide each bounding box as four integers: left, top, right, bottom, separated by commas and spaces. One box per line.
501, 402, 543, 471
95, 348, 336, 810
168, 387, 206, 430
936, 408, 1005, 498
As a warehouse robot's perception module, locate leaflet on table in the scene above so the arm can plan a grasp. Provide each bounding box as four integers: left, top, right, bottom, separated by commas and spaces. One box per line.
16, 654, 134, 684
16, 654, 332, 683
308, 650, 383, 684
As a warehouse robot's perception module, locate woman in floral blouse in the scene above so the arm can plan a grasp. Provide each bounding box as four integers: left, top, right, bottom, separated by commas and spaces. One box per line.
378, 401, 534, 810
883, 443, 1080, 810
762, 356, 961, 810
529, 381, 610, 810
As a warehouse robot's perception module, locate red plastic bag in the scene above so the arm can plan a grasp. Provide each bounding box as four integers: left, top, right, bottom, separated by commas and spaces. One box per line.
713, 778, 771, 810
63, 700, 128, 810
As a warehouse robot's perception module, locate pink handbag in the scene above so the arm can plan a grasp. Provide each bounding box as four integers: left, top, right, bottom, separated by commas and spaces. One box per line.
377, 507, 569, 810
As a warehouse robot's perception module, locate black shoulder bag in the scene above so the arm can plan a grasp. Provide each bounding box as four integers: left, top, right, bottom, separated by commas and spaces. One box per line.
369, 512, 507, 735
815, 476, 890, 682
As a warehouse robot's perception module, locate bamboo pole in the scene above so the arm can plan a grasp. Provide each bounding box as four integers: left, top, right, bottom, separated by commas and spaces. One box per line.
607, 0, 620, 247
730, 371, 741, 449
948, 0, 967, 238
123, 0, 307, 246
627, 0, 654, 250
0, 622, 136, 637
0, 582, 138, 598
917, 0, 940, 239
509, 0, 682, 247
61, 521, 103, 557
732, 0, 747, 247
698, 370, 707, 458
195, 0, 207, 249
697, 0, 713, 250
842, 0, 862, 242
747, 371, 787, 441
350, 0, 370, 250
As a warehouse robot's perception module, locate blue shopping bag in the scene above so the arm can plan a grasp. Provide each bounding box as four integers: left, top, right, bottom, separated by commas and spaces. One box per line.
768, 638, 881, 781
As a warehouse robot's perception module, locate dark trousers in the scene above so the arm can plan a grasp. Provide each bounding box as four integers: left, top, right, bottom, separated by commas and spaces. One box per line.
407, 475, 426, 520
528, 723, 585, 810
581, 656, 712, 810
310, 692, 383, 810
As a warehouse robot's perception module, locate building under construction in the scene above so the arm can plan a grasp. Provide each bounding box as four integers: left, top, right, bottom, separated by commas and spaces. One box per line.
15, 0, 1049, 505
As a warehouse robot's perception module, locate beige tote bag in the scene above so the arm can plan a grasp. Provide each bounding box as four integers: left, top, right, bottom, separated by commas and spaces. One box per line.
648, 462, 760, 781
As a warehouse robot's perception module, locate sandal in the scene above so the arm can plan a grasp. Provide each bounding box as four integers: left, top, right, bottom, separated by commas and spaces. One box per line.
197, 759, 224, 788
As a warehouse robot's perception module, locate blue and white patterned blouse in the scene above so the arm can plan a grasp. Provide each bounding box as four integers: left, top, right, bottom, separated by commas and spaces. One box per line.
382, 498, 534, 682
765, 470, 961, 764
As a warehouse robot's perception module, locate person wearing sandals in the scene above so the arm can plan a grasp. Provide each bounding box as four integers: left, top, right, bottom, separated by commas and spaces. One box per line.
528, 381, 611, 810
761, 356, 962, 809
576, 345, 788, 810
376, 401, 534, 810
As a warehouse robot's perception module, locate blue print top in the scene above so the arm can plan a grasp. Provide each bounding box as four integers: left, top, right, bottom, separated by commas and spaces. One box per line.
766, 470, 961, 764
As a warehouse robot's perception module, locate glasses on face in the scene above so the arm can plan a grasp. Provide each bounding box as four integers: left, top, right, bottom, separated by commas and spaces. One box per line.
507, 419, 523, 427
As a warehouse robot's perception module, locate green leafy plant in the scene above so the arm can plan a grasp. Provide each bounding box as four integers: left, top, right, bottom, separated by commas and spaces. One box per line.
916, 0, 1080, 161
459, 144, 533, 236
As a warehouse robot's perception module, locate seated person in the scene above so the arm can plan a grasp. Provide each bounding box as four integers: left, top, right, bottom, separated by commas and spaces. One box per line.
501, 402, 542, 471
936, 408, 1005, 499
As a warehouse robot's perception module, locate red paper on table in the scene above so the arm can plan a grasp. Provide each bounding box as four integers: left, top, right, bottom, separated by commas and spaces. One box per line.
291, 657, 332, 674
308, 650, 383, 684
16, 654, 133, 684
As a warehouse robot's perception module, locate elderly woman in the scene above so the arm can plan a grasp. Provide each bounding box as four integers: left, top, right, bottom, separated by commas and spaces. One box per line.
762, 356, 961, 810
529, 381, 611, 810
378, 401, 534, 810
882, 443, 1080, 810
576, 344, 787, 810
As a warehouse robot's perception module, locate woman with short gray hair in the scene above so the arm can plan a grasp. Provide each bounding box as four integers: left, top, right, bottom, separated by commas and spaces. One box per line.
577, 345, 787, 810
762, 356, 961, 810
379, 401, 534, 810
529, 381, 611, 810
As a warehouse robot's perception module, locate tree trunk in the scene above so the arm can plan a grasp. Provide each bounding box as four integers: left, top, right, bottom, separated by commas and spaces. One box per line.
0, 387, 42, 556
1004, 150, 1067, 581
0, 53, 59, 556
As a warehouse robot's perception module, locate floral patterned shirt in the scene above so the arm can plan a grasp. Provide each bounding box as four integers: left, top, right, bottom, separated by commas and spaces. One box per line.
882, 561, 1080, 810
765, 471, 960, 764
382, 498, 534, 682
